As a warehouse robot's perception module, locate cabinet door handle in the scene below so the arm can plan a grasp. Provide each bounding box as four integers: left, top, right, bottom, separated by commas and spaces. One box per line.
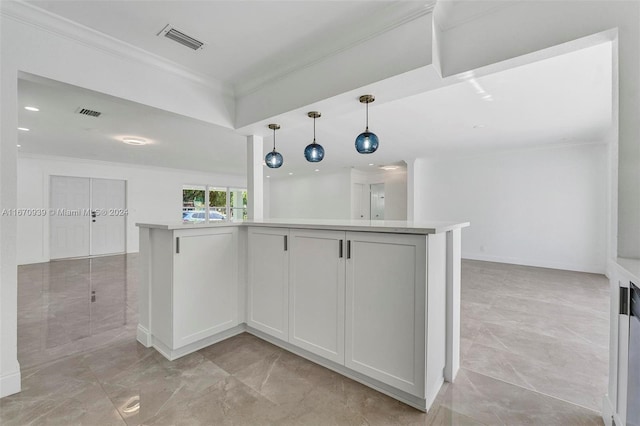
176, 237, 180, 254
347, 240, 351, 259
284, 235, 288, 251
339, 240, 343, 258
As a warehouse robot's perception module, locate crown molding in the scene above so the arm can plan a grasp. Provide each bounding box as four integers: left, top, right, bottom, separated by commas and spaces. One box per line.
234, 1, 437, 98
1, 0, 234, 97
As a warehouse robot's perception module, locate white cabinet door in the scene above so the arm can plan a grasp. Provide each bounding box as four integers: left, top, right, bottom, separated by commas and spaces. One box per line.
173, 228, 238, 348
247, 227, 289, 340
345, 232, 426, 396
289, 229, 345, 363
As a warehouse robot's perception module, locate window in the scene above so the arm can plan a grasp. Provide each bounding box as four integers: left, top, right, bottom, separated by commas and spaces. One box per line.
230, 188, 248, 220
182, 185, 206, 223
182, 185, 247, 222
208, 187, 227, 217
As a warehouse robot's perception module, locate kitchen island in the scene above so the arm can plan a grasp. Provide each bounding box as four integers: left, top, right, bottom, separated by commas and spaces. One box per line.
136, 219, 469, 412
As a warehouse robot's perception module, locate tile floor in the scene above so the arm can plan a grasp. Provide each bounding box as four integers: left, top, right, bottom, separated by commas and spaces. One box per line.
1, 255, 609, 425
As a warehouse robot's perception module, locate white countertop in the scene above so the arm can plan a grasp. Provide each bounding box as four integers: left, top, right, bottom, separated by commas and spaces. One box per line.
617, 257, 640, 284
136, 218, 470, 235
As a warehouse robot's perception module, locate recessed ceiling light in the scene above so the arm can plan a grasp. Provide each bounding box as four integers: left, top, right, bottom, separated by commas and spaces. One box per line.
288, 172, 293, 175
122, 137, 147, 146
314, 169, 320, 172
16, 144, 21, 148
380, 165, 399, 171
368, 163, 374, 166
24, 106, 39, 112
266, 175, 270, 178
17, 127, 29, 131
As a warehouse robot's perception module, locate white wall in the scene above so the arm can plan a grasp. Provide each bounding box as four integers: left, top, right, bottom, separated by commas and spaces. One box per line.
433, 0, 639, 259
267, 169, 352, 220
267, 168, 407, 221
17, 154, 245, 265
414, 143, 609, 274
351, 169, 407, 220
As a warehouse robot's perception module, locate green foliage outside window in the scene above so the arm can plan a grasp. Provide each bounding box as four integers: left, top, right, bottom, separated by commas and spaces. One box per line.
183, 189, 205, 207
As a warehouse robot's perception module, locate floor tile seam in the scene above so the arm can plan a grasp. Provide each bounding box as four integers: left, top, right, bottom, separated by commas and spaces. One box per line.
429, 405, 492, 426
20, 335, 135, 373
226, 373, 280, 406
475, 320, 608, 349
438, 393, 507, 425
14, 377, 104, 420
465, 341, 609, 383
473, 319, 609, 350
487, 293, 608, 314
558, 324, 609, 348
145, 383, 186, 422
460, 365, 535, 394
19, 335, 134, 371
87, 364, 129, 425
461, 368, 603, 414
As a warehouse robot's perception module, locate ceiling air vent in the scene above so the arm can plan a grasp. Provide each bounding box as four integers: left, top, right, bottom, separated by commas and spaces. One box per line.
76, 107, 102, 117
158, 24, 205, 51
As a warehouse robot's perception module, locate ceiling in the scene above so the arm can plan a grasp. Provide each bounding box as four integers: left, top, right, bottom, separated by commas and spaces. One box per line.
25, 1, 429, 95
15, 1, 612, 176
17, 41, 612, 177
18, 75, 246, 174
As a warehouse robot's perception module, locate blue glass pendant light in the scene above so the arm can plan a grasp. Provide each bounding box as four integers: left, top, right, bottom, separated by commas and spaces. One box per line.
304, 111, 324, 163
355, 94, 379, 154
265, 123, 283, 168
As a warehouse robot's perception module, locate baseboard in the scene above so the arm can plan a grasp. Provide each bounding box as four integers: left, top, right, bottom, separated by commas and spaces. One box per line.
137, 324, 152, 347
602, 394, 614, 426
462, 252, 606, 274
152, 324, 246, 361
0, 364, 21, 398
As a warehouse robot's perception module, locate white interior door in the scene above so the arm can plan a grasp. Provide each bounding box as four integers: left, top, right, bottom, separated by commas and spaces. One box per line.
352, 183, 371, 220
90, 178, 126, 256
370, 183, 385, 220
50, 176, 91, 259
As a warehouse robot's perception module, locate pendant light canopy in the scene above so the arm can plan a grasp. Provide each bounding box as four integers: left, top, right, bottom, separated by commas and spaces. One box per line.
304, 111, 324, 163
355, 94, 379, 154
265, 123, 283, 168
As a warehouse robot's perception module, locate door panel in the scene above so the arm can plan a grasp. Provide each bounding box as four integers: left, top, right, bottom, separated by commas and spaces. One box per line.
90, 178, 126, 256
173, 230, 238, 347
289, 229, 345, 363
345, 232, 426, 396
50, 176, 91, 259
247, 227, 289, 340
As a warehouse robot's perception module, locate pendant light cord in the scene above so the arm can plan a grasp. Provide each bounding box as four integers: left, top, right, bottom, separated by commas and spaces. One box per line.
366, 101, 369, 132
272, 127, 276, 151
313, 116, 316, 144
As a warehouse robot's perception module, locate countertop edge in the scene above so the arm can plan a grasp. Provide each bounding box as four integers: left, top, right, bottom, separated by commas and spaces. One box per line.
615, 257, 640, 284
136, 220, 470, 235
